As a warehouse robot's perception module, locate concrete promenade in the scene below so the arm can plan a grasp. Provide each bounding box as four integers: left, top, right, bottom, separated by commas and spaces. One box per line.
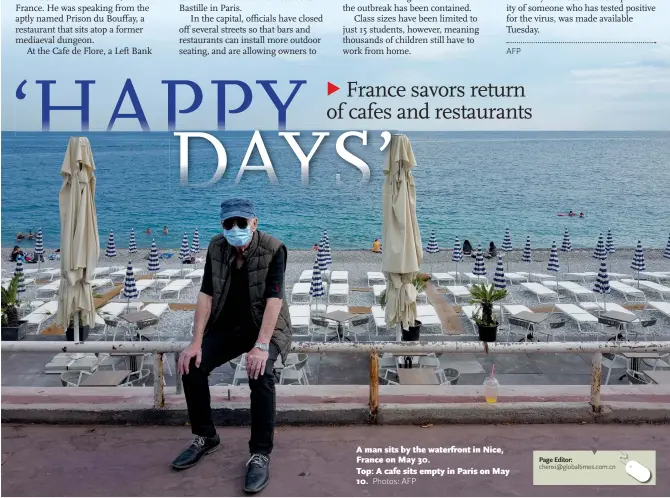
2, 423, 668, 496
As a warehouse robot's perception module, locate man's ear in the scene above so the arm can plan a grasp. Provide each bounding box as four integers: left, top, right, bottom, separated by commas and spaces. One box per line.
251, 218, 259, 231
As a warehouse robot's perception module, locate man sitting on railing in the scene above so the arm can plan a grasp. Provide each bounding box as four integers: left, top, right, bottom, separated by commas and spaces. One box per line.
171, 198, 292, 494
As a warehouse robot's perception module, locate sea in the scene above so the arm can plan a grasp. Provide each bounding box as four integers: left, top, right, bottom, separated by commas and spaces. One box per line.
2, 131, 669, 251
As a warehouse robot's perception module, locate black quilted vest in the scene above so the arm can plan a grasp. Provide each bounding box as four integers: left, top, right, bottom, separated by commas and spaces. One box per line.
205, 230, 292, 361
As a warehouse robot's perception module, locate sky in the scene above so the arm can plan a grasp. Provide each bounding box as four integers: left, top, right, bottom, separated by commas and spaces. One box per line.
2, 0, 669, 131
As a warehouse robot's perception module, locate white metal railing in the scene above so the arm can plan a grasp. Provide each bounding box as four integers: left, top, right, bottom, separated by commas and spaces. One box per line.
2, 340, 670, 418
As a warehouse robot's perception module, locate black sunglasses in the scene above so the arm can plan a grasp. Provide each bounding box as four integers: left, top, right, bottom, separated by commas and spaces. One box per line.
222, 217, 249, 230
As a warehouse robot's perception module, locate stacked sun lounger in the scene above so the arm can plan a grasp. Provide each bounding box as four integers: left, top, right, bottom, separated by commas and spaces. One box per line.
609, 280, 646, 303
20, 300, 59, 334
445, 285, 472, 304
431, 272, 456, 287
367, 272, 386, 286
159, 279, 193, 300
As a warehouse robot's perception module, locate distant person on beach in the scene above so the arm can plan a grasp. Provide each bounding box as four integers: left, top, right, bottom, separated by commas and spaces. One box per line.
484, 241, 497, 259
26, 230, 34, 240
10, 246, 23, 262
579, 212, 584, 218
173, 198, 291, 494
312, 243, 318, 251
163, 225, 169, 235
145, 227, 151, 235
462, 240, 473, 256
568, 210, 575, 216
372, 238, 381, 253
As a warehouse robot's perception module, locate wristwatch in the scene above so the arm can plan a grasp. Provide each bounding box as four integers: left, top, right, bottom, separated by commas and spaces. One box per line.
254, 342, 269, 352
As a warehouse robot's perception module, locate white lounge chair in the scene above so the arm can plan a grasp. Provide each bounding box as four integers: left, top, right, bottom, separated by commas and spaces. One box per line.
460, 272, 488, 284
291, 282, 311, 304
92, 267, 112, 278
566, 272, 597, 282
289, 305, 311, 335
298, 270, 313, 283
639, 271, 670, 283
117, 279, 156, 300
555, 281, 597, 302
39, 268, 61, 281
554, 303, 599, 334
505, 272, 529, 284
328, 283, 349, 304
623, 279, 670, 301
648, 301, 670, 318
367, 272, 386, 286
143, 303, 170, 318
431, 273, 456, 287
90, 278, 113, 289
609, 281, 646, 303
20, 301, 59, 334
159, 279, 193, 300
608, 272, 631, 280
445, 285, 471, 304
36, 280, 61, 299
185, 269, 204, 282
520, 282, 558, 303
330, 271, 349, 284
529, 273, 553, 282
99, 301, 144, 316
155, 269, 181, 281
371, 306, 386, 334
21, 268, 41, 276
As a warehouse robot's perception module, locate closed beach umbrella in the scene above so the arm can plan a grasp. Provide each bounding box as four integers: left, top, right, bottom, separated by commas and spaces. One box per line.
493, 254, 506, 324
317, 240, 329, 280
452, 237, 463, 282
663, 234, 670, 260
605, 230, 615, 271
14, 255, 26, 296
425, 229, 439, 273
631, 240, 645, 288
382, 134, 422, 337
179, 232, 190, 273
547, 240, 560, 287
426, 230, 439, 253
105, 230, 116, 258
191, 228, 200, 253
560, 228, 572, 272
321, 230, 332, 267
147, 239, 160, 274
522, 236, 532, 281
56, 137, 100, 341
473, 245, 486, 281
122, 260, 139, 311
129, 228, 137, 254
179, 232, 189, 260
593, 233, 607, 260
309, 254, 325, 313
34, 228, 44, 270
501, 228, 512, 272
593, 259, 611, 311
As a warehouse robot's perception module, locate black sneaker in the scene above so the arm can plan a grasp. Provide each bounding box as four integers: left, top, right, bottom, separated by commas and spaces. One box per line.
244, 453, 270, 493
171, 434, 220, 470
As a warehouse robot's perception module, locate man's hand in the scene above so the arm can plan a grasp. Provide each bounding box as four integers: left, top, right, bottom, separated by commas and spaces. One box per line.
246, 346, 269, 380
178, 343, 202, 375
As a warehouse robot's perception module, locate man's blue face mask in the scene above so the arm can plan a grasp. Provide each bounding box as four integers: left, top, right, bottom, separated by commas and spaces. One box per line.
223, 226, 252, 247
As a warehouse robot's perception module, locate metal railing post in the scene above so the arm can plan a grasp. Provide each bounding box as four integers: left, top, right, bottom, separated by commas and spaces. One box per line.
175, 370, 183, 395
154, 353, 165, 408
590, 352, 602, 413
369, 351, 379, 423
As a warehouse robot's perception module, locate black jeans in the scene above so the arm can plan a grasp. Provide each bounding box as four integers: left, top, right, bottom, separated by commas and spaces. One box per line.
182, 329, 279, 455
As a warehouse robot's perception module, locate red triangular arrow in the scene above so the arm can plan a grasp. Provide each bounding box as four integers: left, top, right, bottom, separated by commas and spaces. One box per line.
327, 82, 340, 95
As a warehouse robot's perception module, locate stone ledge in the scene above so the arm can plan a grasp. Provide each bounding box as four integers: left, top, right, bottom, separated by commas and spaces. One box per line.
2, 385, 669, 425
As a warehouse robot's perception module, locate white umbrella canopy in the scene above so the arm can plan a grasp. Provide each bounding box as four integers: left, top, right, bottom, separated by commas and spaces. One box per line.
382, 134, 423, 334
56, 137, 99, 338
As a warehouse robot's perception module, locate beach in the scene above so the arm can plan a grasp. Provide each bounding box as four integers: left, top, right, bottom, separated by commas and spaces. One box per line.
2, 243, 670, 389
